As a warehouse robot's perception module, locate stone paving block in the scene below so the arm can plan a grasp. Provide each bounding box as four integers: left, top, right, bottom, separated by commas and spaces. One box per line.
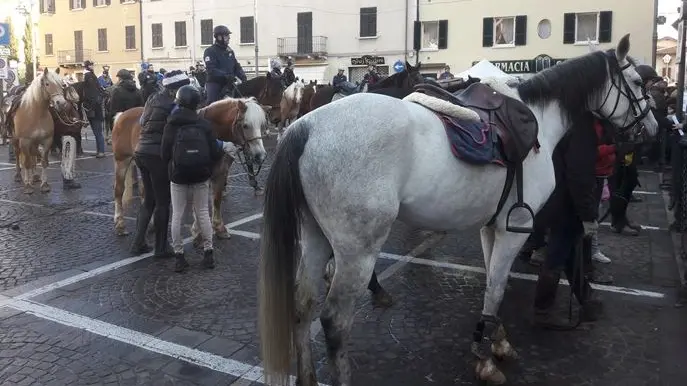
195, 336, 246, 359
157, 326, 214, 349
161, 360, 237, 385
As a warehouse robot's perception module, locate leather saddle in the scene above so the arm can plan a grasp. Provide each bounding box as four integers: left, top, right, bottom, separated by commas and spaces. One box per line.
4, 86, 27, 137
413, 81, 540, 233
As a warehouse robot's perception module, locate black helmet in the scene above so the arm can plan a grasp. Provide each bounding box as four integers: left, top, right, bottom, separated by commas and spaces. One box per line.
213, 25, 231, 38
635, 65, 661, 83
116, 68, 132, 80
83, 60, 94, 68
174, 85, 201, 110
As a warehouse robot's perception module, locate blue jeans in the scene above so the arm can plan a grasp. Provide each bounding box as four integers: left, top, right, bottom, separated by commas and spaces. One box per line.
89, 117, 105, 153
205, 82, 223, 105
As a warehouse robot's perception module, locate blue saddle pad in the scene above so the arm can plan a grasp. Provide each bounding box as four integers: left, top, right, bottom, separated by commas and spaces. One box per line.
441, 115, 505, 166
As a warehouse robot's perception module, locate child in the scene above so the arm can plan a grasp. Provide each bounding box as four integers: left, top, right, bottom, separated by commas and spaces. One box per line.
161, 85, 236, 272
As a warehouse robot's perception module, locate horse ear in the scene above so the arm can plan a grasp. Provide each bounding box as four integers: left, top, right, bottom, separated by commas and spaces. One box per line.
237, 100, 248, 112
416, 61, 422, 69
616, 34, 630, 62
43, 67, 49, 76
405, 61, 413, 71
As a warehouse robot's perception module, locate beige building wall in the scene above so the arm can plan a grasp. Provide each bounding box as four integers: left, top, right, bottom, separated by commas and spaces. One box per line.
38, 0, 142, 77
417, 0, 655, 77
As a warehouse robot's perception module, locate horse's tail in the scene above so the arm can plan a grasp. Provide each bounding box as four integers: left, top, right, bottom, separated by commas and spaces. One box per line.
121, 157, 136, 209
259, 119, 311, 385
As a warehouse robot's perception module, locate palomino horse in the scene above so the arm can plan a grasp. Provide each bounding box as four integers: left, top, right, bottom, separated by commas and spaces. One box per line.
112, 97, 268, 238
13, 68, 73, 194
309, 61, 425, 111
298, 80, 318, 118
258, 35, 658, 386
276, 80, 305, 140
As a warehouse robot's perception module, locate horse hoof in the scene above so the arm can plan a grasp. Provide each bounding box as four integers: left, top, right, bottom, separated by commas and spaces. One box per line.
372, 288, 394, 308
215, 229, 232, 239
492, 341, 519, 361
40, 184, 51, 193
14, 174, 21, 183
475, 359, 506, 385
23, 186, 34, 195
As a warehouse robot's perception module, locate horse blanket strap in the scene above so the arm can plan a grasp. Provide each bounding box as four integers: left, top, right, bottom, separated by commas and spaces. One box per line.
487, 164, 515, 227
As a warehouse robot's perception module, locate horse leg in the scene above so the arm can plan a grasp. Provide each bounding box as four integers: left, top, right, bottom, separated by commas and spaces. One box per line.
19, 140, 34, 194
13, 139, 21, 182
211, 157, 231, 239
294, 211, 332, 386
472, 230, 528, 385
114, 158, 130, 236
324, 256, 392, 308
39, 139, 51, 193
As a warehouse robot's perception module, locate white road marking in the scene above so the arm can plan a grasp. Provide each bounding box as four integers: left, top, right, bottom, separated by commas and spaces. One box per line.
6, 299, 329, 386
633, 190, 658, 195
218, 229, 666, 299
599, 222, 663, 231
0, 155, 111, 171
0, 199, 45, 208
3, 212, 264, 301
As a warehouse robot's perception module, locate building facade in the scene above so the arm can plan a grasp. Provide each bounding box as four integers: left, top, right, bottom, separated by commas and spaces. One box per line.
38, 0, 142, 79
417, 0, 656, 78
142, 0, 413, 84
656, 36, 677, 84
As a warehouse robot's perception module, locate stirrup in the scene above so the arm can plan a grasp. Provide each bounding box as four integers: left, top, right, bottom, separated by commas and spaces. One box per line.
506, 203, 535, 233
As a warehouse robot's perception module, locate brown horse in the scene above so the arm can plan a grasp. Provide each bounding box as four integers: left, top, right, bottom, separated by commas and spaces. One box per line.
236, 74, 283, 123
12, 68, 73, 194
112, 97, 269, 238
276, 80, 305, 139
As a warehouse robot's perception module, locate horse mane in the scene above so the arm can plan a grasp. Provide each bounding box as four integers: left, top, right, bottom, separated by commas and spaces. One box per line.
284, 81, 304, 100
243, 97, 268, 132
517, 50, 616, 123
22, 71, 63, 109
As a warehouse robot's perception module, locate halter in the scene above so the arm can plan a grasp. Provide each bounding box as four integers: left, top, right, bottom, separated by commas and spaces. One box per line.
594, 53, 651, 137
49, 84, 87, 127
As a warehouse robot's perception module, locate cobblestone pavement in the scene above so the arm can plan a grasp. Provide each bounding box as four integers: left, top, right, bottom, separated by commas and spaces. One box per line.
0, 138, 686, 386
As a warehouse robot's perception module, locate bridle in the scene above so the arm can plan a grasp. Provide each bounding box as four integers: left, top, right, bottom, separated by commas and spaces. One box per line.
594, 52, 652, 139
49, 84, 87, 127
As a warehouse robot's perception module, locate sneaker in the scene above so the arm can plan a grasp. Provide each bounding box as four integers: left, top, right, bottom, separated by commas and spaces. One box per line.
592, 252, 611, 264
95, 152, 105, 158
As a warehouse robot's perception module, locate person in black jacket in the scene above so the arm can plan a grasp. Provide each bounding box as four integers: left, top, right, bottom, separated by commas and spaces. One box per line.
130, 70, 191, 257
138, 63, 160, 103
282, 59, 296, 88
161, 85, 237, 272
83, 60, 107, 157
203, 25, 248, 104
533, 112, 603, 329
110, 69, 144, 116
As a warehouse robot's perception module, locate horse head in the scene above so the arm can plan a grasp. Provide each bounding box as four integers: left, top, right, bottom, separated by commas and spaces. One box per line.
26, 68, 70, 112
261, 73, 284, 122
234, 98, 268, 166
403, 61, 425, 89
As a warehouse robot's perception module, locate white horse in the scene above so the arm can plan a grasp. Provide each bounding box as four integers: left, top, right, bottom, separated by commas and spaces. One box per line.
258, 34, 658, 386
276, 80, 305, 141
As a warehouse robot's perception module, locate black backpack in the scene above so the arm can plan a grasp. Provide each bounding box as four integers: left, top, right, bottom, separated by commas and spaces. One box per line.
172, 125, 211, 172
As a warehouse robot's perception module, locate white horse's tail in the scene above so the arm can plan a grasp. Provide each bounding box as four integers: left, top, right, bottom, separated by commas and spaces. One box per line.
121, 158, 136, 209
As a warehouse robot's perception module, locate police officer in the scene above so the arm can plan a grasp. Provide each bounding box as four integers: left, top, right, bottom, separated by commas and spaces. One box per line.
203, 25, 248, 104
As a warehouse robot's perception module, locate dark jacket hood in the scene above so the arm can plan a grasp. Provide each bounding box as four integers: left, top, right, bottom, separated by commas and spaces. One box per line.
120, 79, 138, 92
167, 107, 199, 126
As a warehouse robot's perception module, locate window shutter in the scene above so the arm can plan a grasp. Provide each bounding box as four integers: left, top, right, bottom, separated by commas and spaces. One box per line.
515, 15, 527, 46
106, 0, 111, 5
563, 13, 575, 44
69, 1, 73, 10
599, 11, 612, 43
482, 18, 493, 47
40, 1, 44, 13
49, 0, 55, 13
438, 20, 448, 49
93, 0, 97, 6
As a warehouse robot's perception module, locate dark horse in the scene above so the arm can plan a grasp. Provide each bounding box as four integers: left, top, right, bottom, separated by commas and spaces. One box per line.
309, 61, 425, 112
52, 81, 87, 156
234, 73, 284, 123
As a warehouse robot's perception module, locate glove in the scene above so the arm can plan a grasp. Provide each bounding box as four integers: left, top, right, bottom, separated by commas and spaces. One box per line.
221, 141, 238, 158
582, 220, 598, 236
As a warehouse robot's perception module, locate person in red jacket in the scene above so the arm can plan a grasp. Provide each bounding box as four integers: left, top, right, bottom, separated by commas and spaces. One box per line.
592, 119, 615, 266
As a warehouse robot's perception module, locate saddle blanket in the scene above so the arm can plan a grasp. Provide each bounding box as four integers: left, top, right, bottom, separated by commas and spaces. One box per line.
404, 92, 505, 166
440, 114, 505, 166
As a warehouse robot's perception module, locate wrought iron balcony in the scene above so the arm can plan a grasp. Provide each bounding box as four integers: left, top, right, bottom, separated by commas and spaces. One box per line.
277, 36, 327, 57
57, 49, 93, 66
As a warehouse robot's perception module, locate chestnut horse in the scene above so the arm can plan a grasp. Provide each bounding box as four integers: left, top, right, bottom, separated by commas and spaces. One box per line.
12, 68, 73, 194
276, 80, 305, 140
112, 97, 269, 238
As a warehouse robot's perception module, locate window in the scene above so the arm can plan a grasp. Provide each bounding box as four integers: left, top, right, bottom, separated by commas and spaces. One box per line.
94, 0, 110, 6
70, 0, 85, 10
421, 20, 448, 50
538, 19, 551, 39
482, 16, 527, 47
240, 16, 255, 44
39, 0, 55, 14
125, 25, 136, 50
564, 11, 612, 44
200, 19, 213, 45
151, 23, 163, 48
97, 28, 108, 51
45, 34, 54, 56
360, 7, 377, 37
175, 21, 187, 47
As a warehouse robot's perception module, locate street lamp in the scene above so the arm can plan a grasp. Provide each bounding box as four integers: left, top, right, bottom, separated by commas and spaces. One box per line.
15, 0, 37, 80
